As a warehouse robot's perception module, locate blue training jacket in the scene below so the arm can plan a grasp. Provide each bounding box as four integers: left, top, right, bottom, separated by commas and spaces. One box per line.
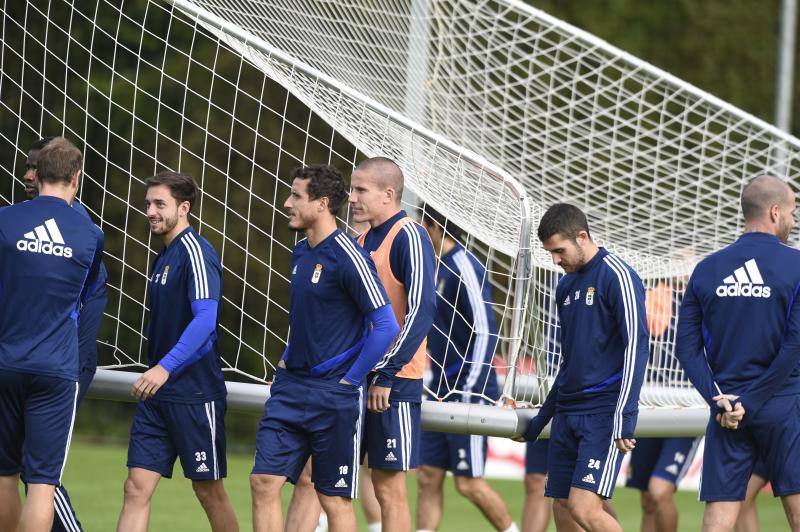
676, 232, 800, 418
0, 195, 104, 380
526, 247, 649, 441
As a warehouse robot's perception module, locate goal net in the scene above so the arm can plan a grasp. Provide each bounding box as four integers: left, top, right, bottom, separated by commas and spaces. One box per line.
2, 0, 799, 425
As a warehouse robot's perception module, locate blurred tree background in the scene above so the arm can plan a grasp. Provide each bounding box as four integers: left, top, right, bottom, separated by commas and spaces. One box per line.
0, 0, 796, 445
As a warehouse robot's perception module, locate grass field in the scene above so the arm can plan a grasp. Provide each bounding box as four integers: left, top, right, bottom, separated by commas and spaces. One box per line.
48, 439, 786, 531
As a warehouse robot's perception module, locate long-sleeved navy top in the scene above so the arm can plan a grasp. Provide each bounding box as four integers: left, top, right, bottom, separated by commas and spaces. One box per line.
360, 210, 437, 402
525, 247, 649, 440
675, 232, 800, 418
428, 243, 500, 402
0, 195, 104, 380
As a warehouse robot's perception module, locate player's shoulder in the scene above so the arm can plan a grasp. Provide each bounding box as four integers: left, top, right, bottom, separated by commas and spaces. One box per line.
450, 246, 484, 278
176, 227, 220, 264
332, 229, 372, 262
394, 218, 435, 254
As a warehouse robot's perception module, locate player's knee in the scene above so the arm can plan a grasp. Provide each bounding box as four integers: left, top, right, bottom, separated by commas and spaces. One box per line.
648, 485, 674, 506
524, 473, 545, 496
123, 477, 153, 504
453, 476, 482, 500
640, 491, 656, 513
318, 493, 351, 516
250, 474, 281, 501
373, 472, 405, 505
192, 480, 224, 507
417, 468, 443, 495
566, 497, 597, 524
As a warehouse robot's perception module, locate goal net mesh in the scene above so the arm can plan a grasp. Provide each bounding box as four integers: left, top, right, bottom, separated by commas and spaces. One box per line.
2, 0, 799, 410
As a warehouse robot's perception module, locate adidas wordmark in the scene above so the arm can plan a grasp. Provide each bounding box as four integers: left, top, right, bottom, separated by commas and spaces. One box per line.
715, 259, 771, 298
16, 218, 73, 258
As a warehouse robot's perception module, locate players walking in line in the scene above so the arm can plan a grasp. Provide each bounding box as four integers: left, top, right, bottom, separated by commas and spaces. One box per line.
417, 208, 519, 532
116, 172, 238, 532
523, 203, 649, 532
676, 175, 800, 532
250, 164, 399, 532
0, 137, 104, 532
21, 136, 109, 532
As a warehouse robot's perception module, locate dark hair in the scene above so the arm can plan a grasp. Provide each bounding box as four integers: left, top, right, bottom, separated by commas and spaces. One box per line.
36, 137, 83, 185
537, 203, 591, 242
146, 171, 198, 212
290, 164, 347, 215
29, 136, 56, 153
421, 205, 463, 241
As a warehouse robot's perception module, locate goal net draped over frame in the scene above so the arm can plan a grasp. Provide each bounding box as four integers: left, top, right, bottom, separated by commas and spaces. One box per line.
2, 0, 800, 427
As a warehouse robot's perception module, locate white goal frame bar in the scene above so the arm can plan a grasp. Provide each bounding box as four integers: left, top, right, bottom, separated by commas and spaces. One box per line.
88, 369, 709, 437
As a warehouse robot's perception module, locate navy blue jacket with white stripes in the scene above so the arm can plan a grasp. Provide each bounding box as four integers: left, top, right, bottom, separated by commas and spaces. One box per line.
147, 226, 227, 403
676, 232, 800, 419
525, 247, 649, 441
428, 243, 500, 402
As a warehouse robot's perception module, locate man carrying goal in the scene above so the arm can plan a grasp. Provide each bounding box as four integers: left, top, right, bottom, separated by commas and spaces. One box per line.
116, 171, 238, 531
523, 203, 649, 532
19, 136, 109, 532
675, 175, 800, 532
250, 164, 399, 532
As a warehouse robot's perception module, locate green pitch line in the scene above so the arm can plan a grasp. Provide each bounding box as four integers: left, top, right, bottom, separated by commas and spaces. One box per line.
33, 440, 787, 531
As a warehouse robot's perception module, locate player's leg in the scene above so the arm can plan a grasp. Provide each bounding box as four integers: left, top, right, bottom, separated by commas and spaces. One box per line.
368, 400, 420, 532
544, 413, 583, 532
0, 474, 21, 532
625, 438, 661, 532
647, 437, 701, 532
359, 458, 382, 531
21, 375, 79, 532
564, 413, 624, 532
450, 434, 516, 531
780, 494, 800, 531
552, 499, 583, 532
286, 458, 324, 532
118, 400, 175, 531
51, 291, 106, 532
251, 374, 312, 532
522, 440, 550, 532
566, 488, 621, 532
416, 429, 449, 531
0, 370, 25, 532
308, 381, 365, 531
170, 399, 238, 531
699, 414, 754, 532
734, 469, 767, 532
116, 468, 162, 532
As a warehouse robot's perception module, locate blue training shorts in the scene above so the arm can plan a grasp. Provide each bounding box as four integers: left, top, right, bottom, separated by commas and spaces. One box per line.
252, 368, 364, 499
0, 370, 78, 485
420, 429, 488, 478
127, 397, 227, 481
546, 411, 630, 500
525, 439, 550, 475
365, 400, 421, 471
701, 394, 800, 501
626, 437, 700, 490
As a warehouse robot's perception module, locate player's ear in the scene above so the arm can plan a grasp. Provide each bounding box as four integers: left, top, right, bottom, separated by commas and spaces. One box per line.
179, 200, 191, 217
769, 203, 781, 224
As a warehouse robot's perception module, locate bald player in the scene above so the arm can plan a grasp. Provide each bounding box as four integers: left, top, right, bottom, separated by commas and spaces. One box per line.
676, 175, 800, 531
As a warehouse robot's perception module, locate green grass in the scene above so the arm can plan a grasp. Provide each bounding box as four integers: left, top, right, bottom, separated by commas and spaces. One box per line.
42, 440, 786, 531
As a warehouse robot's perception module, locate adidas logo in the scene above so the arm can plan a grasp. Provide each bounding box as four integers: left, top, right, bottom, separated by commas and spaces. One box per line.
456, 460, 470, 471
196, 462, 209, 473
582, 473, 596, 484
665, 464, 679, 475
385, 451, 397, 462
16, 218, 73, 258
335, 478, 348, 488
716, 259, 771, 298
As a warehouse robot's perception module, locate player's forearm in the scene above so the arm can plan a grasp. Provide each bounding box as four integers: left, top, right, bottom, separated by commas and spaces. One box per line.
159, 299, 218, 374
373, 311, 434, 385
342, 304, 400, 385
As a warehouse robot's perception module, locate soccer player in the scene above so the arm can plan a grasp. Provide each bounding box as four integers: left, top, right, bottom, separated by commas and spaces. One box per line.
21, 136, 109, 532
116, 172, 238, 532
522, 203, 649, 532
250, 164, 399, 532
417, 207, 519, 532
675, 174, 800, 532
0, 137, 104, 532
